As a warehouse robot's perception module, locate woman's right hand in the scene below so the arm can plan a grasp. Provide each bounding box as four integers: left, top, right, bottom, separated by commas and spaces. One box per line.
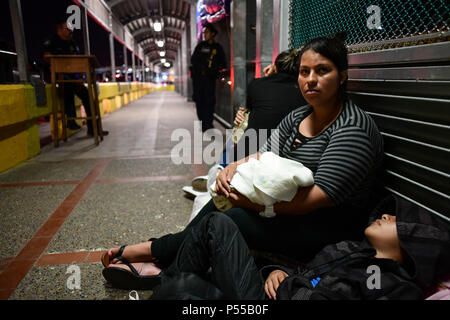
263, 64, 276, 77
233, 107, 246, 126
215, 162, 238, 197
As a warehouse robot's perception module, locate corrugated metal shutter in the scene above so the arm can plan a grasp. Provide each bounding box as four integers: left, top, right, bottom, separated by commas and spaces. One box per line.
347, 42, 450, 221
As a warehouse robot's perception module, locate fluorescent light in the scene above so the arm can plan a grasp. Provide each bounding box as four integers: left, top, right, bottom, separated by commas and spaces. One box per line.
145, 67, 150, 72
156, 40, 164, 47
153, 22, 162, 32
161, 59, 166, 63
164, 62, 170, 68
159, 51, 166, 57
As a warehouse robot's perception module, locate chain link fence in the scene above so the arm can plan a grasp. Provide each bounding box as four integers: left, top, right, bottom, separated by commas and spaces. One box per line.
289, 0, 450, 52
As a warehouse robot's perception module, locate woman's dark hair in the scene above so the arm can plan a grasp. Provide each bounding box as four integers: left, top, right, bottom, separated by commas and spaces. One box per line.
298, 31, 349, 98
274, 49, 301, 77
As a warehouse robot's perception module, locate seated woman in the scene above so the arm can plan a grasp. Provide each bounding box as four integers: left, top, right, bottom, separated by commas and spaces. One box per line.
101, 32, 384, 287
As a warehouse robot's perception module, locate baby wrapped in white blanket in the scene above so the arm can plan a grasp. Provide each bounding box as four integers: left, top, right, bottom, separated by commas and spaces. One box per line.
210, 152, 314, 217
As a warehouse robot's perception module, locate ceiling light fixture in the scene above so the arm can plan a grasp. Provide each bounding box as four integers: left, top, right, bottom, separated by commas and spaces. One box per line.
153, 22, 162, 32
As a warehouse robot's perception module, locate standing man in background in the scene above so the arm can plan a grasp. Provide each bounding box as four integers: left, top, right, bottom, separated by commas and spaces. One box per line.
191, 23, 227, 132
42, 18, 108, 136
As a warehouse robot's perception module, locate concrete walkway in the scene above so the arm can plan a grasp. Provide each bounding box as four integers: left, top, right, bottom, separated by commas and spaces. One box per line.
0, 91, 223, 300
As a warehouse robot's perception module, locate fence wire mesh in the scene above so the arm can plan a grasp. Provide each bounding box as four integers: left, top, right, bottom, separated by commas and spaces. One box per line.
289, 0, 450, 52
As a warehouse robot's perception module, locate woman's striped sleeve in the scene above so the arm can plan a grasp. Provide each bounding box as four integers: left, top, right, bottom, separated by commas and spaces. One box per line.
313, 126, 376, 205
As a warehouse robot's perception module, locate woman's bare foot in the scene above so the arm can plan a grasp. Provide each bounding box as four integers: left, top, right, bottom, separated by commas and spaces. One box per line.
108, 261, 161, 276
107, 241, 154, 265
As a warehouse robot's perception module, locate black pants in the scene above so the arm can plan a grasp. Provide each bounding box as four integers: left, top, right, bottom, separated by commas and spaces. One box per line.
193, 76, 216, 132
152, 199, 369, 266
63, 83, 93, 131
152, 213, 266, 300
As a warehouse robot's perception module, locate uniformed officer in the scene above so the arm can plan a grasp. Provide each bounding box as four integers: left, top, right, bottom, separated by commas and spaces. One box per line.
190, 23, 227, 132
43, 18, 108, 136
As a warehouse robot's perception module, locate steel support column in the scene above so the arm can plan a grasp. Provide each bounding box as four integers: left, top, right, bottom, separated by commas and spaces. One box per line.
82, 5, 91, 55
109, 14, 116, 82
9, 0, 29, 82
181, 25, 188, 98
123, 46, 128, 81
132, 48, 136, 82
279, 0, 290, 52
231, 0, 247, 111
256, 0, 274, 77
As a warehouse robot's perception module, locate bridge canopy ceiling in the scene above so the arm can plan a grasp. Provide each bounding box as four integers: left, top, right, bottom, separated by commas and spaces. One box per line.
104, 0, 191, 63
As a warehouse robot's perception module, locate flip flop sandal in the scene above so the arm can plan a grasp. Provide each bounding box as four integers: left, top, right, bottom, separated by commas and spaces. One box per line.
101, 245, 127, 268
102, 256, 161, 290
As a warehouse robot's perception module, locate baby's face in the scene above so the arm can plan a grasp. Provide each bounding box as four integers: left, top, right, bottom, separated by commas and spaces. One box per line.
365, 214, 399, 248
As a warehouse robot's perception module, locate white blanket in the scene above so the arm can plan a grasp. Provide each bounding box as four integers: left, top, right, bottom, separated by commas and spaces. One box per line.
210, 152, 314, 214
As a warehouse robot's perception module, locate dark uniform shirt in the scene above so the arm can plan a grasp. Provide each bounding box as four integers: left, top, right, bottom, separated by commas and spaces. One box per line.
41, 34, 81, 82
191, 41, 226, 79
43, 34, 80, 55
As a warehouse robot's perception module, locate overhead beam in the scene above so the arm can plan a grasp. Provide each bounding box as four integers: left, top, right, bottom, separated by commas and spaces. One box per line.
136, 33, 181, 44
122, 12, 186, 26
144, 48, 178, 56
146, 51, 176, 58
133, 26, 183, 39
142, 43, 179, 51
109, 0, 125, 9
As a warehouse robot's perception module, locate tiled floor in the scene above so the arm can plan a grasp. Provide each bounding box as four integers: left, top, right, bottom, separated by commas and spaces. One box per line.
0, 91, 219, 300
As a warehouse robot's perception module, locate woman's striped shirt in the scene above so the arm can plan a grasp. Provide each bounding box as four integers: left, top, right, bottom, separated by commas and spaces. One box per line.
260, 99, 384, 208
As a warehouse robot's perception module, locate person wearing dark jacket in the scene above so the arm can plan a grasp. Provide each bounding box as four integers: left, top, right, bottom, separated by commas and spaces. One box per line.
232, 49, 307, 161
191, 23, 227, 132
42, 18, 108, 136
101, 194, 449, 300
247, 52, 306, 138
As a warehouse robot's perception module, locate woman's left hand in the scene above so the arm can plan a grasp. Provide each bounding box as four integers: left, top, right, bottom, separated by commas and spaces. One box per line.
229, 190, 264, 212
